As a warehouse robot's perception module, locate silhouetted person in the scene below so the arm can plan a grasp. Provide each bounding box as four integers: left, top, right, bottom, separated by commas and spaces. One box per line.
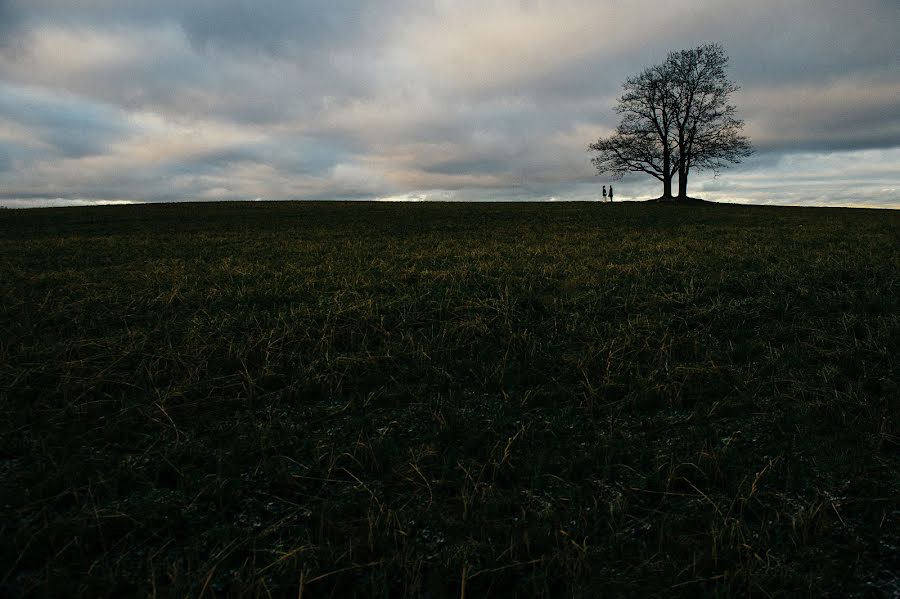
602, 185, 607, 200
608, 185, 614, 202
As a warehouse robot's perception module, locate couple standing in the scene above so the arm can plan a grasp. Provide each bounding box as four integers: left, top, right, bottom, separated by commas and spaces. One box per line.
602, 185, 614, 202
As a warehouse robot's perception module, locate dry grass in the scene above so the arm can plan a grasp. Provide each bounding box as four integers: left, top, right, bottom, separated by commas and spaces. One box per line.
1, 201, 898, 597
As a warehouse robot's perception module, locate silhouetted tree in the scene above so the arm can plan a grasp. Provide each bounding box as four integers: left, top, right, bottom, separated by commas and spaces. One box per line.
589, 63, 679, 199
666, 44, 752, 199
590, 44, 751, 201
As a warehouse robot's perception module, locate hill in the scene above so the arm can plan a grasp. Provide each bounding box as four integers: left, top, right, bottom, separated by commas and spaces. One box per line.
1, 201, 898, 597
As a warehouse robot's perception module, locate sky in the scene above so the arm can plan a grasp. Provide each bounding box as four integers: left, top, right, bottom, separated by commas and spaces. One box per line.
0, 0, 898, 209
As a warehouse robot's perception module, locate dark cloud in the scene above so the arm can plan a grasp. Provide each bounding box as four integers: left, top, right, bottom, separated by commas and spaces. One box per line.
0, 143, 12, 172
425, 158, 515, 177
15, 1, 413, 52
177, 1, 402, 53
726, 0, 899, 86
0, 0, 22, 46
0, 83, 133, 158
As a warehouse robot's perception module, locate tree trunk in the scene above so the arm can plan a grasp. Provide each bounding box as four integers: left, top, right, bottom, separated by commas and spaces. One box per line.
661, 150, 673, 200
678, 166, 689, 199
677, 130, 688, 199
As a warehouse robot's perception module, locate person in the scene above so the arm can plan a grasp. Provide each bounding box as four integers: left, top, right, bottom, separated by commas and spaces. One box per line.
602, 185, 607, 201
608, 185, 614, 202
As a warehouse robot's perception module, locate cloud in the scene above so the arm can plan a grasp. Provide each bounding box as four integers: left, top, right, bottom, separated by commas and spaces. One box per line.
694, 148, 900, 208
0, 0, 897, 208
0, 2, 17, 47
0, 83, 133, 159
739, 74, 900, 152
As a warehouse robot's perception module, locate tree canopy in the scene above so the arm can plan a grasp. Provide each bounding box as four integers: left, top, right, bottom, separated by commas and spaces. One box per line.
590, 43, 752, 200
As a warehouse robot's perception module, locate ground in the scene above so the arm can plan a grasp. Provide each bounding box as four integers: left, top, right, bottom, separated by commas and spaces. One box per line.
1, 201, 898, 597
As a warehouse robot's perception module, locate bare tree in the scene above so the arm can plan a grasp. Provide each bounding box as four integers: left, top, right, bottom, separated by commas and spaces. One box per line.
590, 44, 752, 201
667, 44, 753, 199
589, 63, 679, 199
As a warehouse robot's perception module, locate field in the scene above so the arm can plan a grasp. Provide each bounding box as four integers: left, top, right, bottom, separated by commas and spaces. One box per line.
1, 201, 898, 597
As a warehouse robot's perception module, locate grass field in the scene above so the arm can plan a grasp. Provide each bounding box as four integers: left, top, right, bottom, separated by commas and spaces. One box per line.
1, 201, 898, 597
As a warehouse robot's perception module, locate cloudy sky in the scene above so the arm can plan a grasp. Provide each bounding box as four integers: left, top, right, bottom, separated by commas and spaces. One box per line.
1, 0, 898, 208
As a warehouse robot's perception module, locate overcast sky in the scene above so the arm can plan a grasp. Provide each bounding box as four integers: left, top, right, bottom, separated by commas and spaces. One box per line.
1, 0, 898, 208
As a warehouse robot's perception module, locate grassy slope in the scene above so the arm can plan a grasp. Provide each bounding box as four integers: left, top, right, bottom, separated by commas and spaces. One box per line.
1, 201, 898, 597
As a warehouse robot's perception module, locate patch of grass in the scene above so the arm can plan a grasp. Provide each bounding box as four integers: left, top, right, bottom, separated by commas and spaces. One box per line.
1, 201, 898, 597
